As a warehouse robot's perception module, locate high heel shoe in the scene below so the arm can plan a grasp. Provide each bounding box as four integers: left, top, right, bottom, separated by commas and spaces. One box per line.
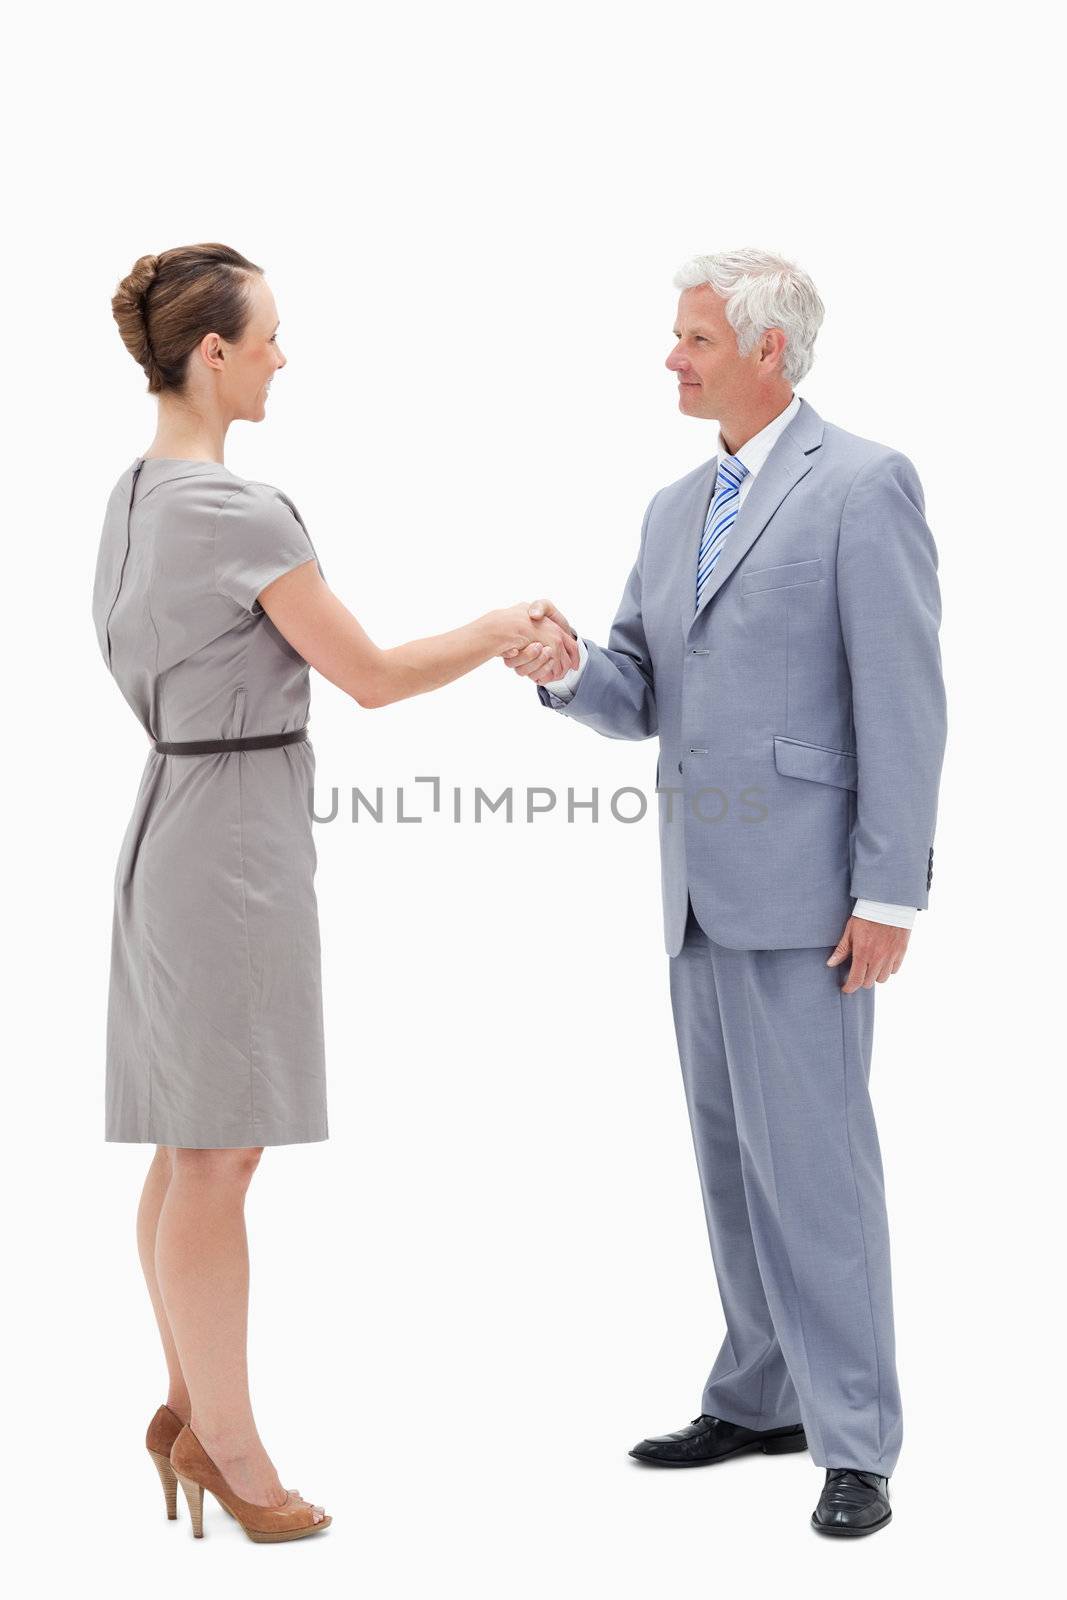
145, 1403, 187, 1519
170, 1424, 332, 1542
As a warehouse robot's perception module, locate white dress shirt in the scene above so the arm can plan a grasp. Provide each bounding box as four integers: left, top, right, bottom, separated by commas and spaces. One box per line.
537, 393, 917, 930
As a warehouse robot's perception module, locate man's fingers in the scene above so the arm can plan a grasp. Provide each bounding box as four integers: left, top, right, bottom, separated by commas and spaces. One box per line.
511, 649, 549, 677
511, 648, 570, 681
830, 915, 911, 991
503, 642, 544, 668
508, 647, 545, 673
841, 957, 869, 994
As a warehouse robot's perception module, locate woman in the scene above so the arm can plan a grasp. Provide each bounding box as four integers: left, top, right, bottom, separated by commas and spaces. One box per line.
94, 242, 577, 1544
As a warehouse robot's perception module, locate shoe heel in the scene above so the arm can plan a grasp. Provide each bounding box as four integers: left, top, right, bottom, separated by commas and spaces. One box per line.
147, 1447, 179, 1518
761, 1430, 807, 1455
176, 1474, 206, 1537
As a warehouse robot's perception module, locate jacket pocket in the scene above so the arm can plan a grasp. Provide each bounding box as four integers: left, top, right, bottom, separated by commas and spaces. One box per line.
741, 558, 823, 594
773, 734, 857, 791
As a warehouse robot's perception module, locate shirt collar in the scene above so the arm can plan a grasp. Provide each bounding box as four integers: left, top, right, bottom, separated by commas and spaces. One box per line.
718, 391, 802, 478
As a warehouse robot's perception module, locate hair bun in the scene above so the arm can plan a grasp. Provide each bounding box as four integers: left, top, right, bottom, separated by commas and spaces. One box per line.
112, 252, 161, 374
135, 253, 160, 305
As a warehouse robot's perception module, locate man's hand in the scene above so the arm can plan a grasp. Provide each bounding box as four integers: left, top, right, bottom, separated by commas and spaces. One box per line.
827, 916, 910, 993
502, 599, 578, 685
494, 601, 579, 680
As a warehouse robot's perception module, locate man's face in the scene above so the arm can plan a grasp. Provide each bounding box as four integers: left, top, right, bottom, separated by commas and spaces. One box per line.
665, 285, 754, 421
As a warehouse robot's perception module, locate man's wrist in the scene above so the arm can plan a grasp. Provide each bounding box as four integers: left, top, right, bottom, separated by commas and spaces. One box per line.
538, 632, 588, 696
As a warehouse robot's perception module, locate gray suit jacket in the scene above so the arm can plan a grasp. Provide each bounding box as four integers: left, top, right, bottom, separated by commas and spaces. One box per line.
538, 397, 947, 955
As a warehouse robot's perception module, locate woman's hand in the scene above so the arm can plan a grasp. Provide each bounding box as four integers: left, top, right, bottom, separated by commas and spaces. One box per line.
491, 603, 580, 680
502, 598, 579, 685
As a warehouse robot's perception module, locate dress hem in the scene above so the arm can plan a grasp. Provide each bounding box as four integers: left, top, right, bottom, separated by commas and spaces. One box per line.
104, 1129, 329, 1148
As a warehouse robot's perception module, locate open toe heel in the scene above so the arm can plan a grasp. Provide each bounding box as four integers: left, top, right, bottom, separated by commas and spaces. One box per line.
170, 1424, 331, 1543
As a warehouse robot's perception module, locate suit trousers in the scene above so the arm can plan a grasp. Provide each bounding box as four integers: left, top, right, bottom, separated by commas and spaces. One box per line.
668, 896, 903, 1476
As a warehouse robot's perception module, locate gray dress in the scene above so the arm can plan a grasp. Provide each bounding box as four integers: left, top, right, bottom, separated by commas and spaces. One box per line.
92, 457, 329, 1147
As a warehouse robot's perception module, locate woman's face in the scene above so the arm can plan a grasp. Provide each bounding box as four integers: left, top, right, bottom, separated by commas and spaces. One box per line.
205, 273, 287, 423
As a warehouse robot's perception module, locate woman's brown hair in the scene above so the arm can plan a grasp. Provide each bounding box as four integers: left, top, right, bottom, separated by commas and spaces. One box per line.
112, 243, 264, 394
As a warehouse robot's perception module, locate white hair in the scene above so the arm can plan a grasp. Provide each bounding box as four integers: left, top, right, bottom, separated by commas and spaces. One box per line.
673, 248, 825, 386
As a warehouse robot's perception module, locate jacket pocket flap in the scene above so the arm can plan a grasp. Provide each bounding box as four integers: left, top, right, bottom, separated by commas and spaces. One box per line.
773, 735, 857, 791
741, 558, 823, 593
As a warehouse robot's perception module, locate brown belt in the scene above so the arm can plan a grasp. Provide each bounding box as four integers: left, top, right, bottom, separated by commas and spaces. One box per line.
153, 725, 310, 756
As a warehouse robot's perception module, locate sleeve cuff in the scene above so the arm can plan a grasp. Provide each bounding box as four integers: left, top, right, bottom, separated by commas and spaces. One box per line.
853, 898, 917, 929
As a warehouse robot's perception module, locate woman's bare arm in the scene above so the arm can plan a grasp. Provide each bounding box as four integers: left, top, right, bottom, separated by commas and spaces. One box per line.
257, 558, 579, 709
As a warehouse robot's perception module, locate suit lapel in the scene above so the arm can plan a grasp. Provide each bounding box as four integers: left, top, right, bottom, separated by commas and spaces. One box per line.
683, 397, 825, 636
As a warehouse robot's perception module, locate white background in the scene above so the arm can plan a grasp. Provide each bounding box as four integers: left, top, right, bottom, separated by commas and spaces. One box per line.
4, 2, 1061, 1594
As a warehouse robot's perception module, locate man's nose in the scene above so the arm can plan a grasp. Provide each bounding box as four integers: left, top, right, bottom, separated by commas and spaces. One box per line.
666, 346, 687, 373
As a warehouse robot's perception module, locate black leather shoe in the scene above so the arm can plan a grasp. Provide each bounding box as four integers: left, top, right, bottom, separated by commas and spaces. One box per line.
811, 1469, 892, 1536
629, 1414, 807, 1467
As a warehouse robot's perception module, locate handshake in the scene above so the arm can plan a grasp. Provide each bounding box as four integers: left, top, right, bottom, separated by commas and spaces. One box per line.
496, 599, 578, 687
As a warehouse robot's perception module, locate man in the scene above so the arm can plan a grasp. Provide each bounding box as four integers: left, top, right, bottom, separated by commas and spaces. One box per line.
503, 248, 947, 1537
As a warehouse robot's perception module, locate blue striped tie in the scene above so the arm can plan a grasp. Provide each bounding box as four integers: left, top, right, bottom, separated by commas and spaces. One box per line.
696, 452, 749, 609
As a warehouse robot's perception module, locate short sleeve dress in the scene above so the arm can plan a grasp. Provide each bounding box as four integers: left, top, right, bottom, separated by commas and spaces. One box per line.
91, 457, 329, 1148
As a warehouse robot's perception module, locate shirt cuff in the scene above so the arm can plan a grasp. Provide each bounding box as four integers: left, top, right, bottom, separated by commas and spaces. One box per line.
535, 632, 588, 703
853, 899, 917, 929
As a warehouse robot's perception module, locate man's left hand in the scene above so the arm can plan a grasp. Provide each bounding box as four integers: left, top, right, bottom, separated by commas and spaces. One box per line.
827, 916, 910, 993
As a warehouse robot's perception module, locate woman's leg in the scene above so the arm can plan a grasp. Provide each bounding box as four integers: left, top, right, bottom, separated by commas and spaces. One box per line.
136, 1145, 190, 1422
154, 1146, 323, 1518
